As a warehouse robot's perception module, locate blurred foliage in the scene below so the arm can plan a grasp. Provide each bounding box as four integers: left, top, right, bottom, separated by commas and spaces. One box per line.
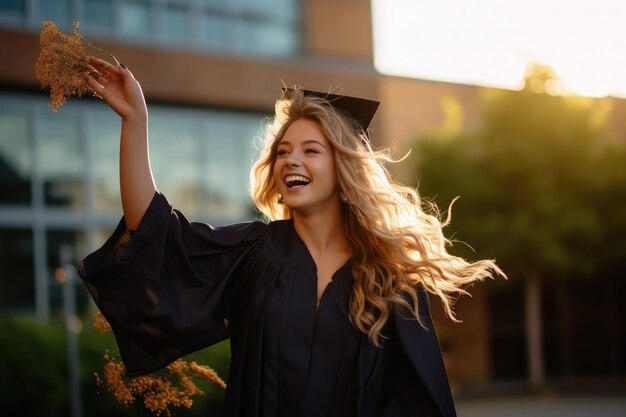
414, 64, 626, 284
0, 309, 230, 416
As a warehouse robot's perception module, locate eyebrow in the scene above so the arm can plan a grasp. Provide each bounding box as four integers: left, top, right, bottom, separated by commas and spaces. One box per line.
278, 139, 326, 148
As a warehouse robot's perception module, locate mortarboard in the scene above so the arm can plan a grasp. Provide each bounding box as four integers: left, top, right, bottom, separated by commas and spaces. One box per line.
282, 88, 380, 131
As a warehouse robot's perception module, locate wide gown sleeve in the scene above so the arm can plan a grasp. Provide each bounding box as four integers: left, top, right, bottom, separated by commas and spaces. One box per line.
78, 192, 265, 376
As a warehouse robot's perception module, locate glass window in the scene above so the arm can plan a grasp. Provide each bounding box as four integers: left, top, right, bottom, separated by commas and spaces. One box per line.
121, 0, 153, 37
0, 107, 31, 204
83, 0, 114, 30
164, 3, 190, 43
203, 115, 240, 218
201, 112, 259, 221
89, 111, 121, 212
233, 117, 263, 218
0, 90, 269, 317
199, 0, 226, 7
197, 0, 300, 55
0, 0, 26, 20
231, 17, 251, 53
238, 0, 261, 12
36, 0, 71, 28
0, 228, 34, 311
198, 13, 227, 49
151, 111, 203, 214
250, 20, 298, 55
148, 106, 262, 222
0, 0, 300, 56
271, 0, 299, 21
39, 112, 85, 208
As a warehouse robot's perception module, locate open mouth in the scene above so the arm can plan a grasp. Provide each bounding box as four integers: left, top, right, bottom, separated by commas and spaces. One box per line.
284, 175, 311, 188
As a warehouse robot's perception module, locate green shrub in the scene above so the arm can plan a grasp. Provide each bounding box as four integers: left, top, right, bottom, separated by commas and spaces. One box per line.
0, 312, 230, 416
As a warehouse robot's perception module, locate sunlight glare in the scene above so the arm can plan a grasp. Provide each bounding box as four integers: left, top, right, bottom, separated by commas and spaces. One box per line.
371, 0, 626, 98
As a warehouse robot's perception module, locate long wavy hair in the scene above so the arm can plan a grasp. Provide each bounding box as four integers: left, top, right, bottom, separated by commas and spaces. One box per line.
251, 89, 503, 347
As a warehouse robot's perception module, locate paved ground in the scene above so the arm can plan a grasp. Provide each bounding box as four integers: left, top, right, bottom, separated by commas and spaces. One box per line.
456, 395, 626, 417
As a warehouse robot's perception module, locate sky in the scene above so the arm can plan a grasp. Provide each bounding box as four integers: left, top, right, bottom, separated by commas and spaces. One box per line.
371, 0, 626, 98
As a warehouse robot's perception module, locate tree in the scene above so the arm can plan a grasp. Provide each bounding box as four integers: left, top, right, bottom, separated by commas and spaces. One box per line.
413, 64, 625, 389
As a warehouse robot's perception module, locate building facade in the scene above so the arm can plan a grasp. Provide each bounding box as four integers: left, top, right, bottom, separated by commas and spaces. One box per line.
0, 0, 378, 319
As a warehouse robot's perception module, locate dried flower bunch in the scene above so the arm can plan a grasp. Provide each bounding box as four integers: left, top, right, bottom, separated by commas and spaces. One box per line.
34, 21, 97, 112
93, 309, 112, 334
93, 311, 226, 416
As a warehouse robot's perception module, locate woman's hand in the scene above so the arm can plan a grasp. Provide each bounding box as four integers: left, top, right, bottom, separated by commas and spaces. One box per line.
84, 57, 147, 121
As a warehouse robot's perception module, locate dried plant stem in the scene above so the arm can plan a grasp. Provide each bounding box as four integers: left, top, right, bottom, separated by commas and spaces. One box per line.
92, 311, 226, 416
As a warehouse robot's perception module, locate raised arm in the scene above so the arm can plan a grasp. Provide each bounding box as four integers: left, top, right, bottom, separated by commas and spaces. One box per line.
85, 57, 156, 230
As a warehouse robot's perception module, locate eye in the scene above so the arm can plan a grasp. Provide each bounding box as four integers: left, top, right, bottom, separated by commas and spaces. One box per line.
305, 148, 320, 154
276, 149, 289, 157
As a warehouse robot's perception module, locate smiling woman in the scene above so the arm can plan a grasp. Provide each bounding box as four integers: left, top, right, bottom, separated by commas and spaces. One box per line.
274, 119, 339, 214
78, 55, 503, 416
372, 0, 626, 98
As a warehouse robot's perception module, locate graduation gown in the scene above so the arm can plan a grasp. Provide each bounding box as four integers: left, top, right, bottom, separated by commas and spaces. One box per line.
79, 192, 457, 417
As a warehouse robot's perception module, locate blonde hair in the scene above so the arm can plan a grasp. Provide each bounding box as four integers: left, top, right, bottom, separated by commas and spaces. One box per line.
251, 89, 503, 346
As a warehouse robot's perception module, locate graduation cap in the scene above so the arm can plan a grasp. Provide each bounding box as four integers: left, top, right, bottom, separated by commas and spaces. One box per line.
282, 88, 380, 131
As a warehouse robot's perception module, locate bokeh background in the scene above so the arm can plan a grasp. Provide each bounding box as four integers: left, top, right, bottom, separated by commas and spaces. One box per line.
0, 1, 625, 416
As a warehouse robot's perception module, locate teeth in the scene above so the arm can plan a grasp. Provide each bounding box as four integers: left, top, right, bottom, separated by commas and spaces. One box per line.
285, 175, 310, 183
285, 175, 311, 187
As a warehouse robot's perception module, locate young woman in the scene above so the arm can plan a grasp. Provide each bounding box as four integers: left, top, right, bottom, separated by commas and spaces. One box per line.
80, 58, 501, 417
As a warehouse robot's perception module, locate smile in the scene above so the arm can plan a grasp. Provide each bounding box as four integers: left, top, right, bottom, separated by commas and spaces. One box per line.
284, 175, 311, 188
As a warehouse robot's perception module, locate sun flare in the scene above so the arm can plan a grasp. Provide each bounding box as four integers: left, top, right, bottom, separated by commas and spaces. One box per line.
371, 0, 626, 98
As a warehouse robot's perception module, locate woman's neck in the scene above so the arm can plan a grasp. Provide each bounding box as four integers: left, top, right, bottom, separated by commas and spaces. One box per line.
292, 204, 350, 259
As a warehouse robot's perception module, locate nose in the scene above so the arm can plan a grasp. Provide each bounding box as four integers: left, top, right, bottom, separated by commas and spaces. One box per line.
285, 151, 302, 167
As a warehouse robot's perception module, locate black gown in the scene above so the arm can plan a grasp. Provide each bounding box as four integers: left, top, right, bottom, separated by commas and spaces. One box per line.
79, 192, 457, 417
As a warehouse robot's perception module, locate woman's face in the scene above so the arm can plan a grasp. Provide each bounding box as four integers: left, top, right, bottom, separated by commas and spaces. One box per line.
273, 118, 340, 215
